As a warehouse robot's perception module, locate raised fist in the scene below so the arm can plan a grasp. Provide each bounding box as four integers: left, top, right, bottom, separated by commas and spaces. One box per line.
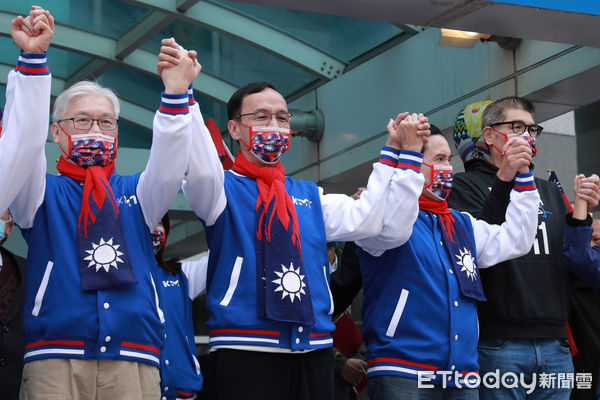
11, 6, 54, 53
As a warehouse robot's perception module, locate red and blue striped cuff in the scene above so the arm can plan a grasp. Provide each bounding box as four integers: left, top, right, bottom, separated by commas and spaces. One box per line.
188, 83, 195, 105
397, 150, 423, 172
514, 172, 536, 192
16, 52, 49, 75
379, 146, 401, 167
159, 92, 190, 115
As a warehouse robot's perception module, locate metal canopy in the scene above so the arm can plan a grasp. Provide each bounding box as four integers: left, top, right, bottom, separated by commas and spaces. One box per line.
0, 1, 410, 141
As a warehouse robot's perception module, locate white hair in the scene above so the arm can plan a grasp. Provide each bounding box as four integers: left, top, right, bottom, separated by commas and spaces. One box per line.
53, 80, 120, 122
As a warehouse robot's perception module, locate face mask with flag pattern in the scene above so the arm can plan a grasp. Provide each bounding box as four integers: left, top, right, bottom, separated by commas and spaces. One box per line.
424, 164, 454, 201
64, 132, 117, 167
237, 122, 291, 164
152, 226, 166, 255
492, 131, 538, 158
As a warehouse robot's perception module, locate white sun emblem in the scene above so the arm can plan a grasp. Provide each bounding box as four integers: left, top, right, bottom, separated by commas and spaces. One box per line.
272, 263, 306, 303
84, 237, 125, 272
455, 248, 477, 281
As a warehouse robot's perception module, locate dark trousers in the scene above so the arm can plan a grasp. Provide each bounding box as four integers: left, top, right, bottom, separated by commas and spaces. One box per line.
208, 348, 334, 400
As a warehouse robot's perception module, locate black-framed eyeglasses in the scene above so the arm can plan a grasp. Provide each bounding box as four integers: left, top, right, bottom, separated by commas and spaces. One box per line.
234, 110, 292, 126
489, 120, 543, 138
57, 117, 119, 131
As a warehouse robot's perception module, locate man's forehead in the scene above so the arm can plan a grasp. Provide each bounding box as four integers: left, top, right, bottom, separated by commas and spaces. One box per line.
242, 88, 287, 111
504, 108, 534, 123
425, 135, 451, 156
68, 94, 115, 115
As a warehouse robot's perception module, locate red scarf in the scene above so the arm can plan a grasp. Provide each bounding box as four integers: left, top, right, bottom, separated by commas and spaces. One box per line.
232, 151, 301, 249
56, 157, 119, 238
418, 195, 456, 243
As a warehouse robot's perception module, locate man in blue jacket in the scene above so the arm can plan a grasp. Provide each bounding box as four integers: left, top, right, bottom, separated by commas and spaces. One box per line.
7, 6, 201, 399
356, 129, 540, 399
159, 37, 432, 400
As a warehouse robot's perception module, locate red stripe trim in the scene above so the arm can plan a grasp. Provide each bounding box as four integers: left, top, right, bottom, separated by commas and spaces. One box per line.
397, 162, 420, 171
461, 371, 479, 376
515, 183, 536, 190
159, 105, 189, 113
16, 65, 49, 73
379, 158, 397, 167
209, 328, 281, 336
188, 98, 194, 105
177, 391, 193, 397
121, 341, 161, 354
368, 357, 438, 371
310, 332, 331, 337
26, 340, 85, 349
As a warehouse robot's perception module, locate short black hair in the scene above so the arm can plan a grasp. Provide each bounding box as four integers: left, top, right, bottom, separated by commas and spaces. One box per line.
227, 82, 276, 120
481, 97, 535, 129
422, 123, 443, 153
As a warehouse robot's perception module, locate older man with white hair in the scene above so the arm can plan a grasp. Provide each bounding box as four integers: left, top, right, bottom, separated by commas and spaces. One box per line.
6, 6, 202, 399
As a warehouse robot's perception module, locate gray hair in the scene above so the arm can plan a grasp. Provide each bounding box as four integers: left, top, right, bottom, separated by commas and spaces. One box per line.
481, 96, 535, 129
53, 81, 120, 122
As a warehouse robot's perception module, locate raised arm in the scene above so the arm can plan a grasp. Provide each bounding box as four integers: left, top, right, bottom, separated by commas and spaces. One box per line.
182, 96, 226, 226
138, 42, 199, 231
352, 113, 428, 255
6, 7, 54, 228
159, 38, 226, 226
470, 171, 540, 267
448, 136, 533, 223
322, 113, 427, 244
562, 174, 600, 293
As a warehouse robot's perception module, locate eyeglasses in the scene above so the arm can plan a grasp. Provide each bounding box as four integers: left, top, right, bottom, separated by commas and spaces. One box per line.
488, 120, 543, 138
57, 117, 119, 131
234, 110, 292, 127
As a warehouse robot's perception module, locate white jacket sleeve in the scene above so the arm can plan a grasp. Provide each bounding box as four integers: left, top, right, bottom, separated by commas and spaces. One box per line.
138, 92, 192, 231
181, 254, 209, 299
5, 54, 51, 229
470, 172, 540, 268
321, 146, 423, 242
181, 101, 226, 226
356, 150, 425, 256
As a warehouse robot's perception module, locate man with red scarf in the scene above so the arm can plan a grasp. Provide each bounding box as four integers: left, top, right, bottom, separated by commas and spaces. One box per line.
6, 7, 200, 399
355, 129, 540, 399
159, 42, 431, 400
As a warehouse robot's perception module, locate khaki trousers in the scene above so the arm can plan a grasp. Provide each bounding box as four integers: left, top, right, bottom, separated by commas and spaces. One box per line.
20, 358, 160, 400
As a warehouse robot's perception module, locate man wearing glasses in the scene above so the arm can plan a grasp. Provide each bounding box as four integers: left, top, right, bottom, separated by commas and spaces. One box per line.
448, 97, 575, 399
6, 7, 202, 399
172, 71, 431, 397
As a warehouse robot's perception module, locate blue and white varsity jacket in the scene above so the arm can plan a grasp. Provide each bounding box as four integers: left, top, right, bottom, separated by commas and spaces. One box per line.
183, 104, 425, 353
152, 264, 203, 399
7, 55, 193, 367
0, 53, 50, 214
357, 172, 540, 387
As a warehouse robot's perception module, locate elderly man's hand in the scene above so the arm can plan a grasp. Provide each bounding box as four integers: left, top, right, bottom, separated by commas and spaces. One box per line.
159, 39, 202, 94
496, 137, 532, 182
11, 6, 54, 53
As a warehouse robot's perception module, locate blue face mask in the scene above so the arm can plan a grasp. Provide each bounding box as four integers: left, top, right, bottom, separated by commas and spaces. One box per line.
0, 214, 12, 242
0, 219, 6, 242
